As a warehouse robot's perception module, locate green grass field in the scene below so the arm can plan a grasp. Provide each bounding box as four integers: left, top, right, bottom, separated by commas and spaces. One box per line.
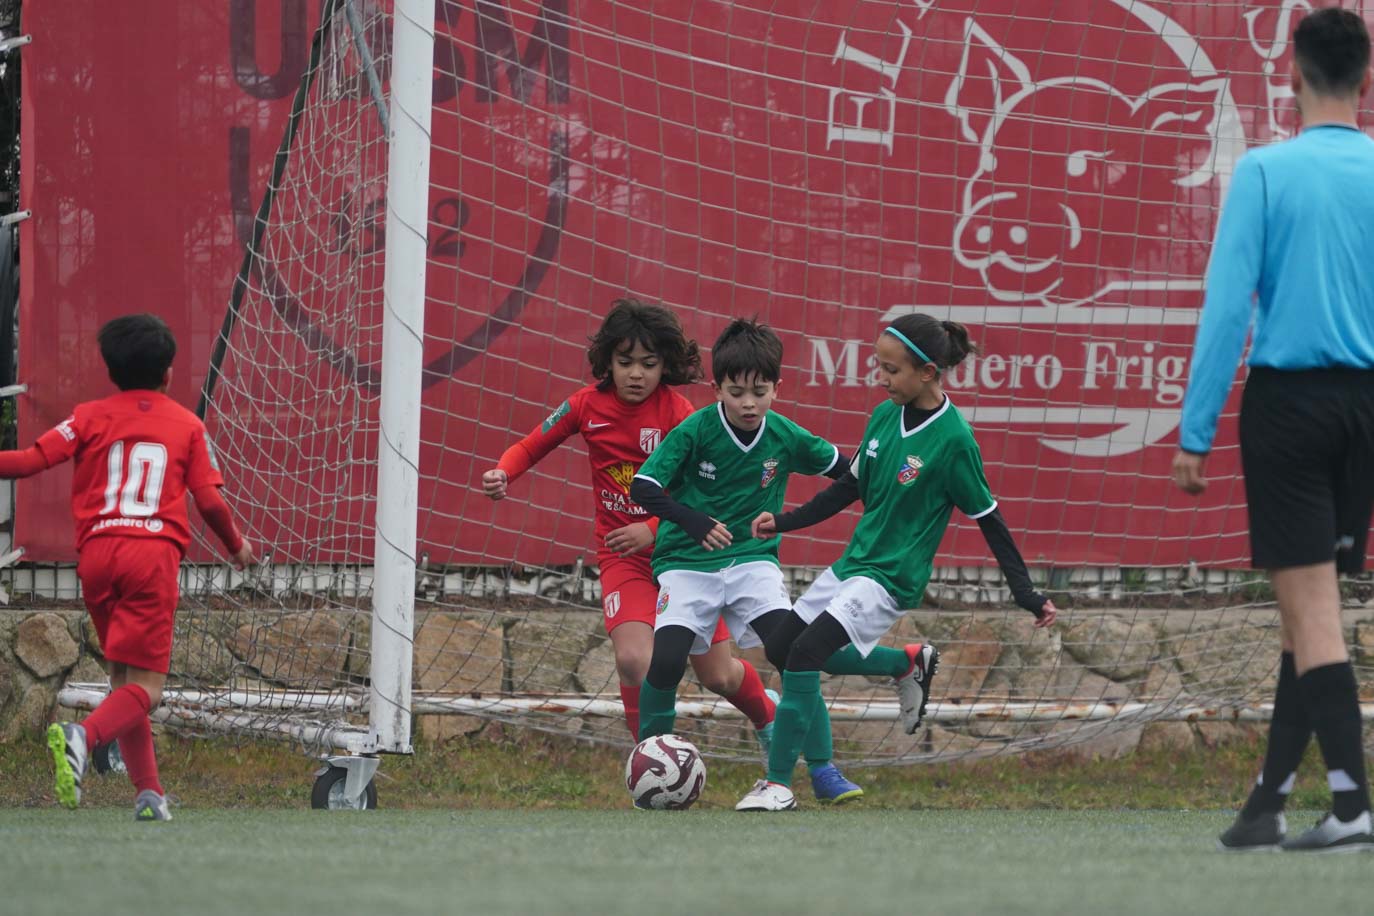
4, 730, 1370, 914
3, 809, 1370, 915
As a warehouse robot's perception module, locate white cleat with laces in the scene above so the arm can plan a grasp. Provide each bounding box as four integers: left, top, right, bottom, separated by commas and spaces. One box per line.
735, 779, 797, 812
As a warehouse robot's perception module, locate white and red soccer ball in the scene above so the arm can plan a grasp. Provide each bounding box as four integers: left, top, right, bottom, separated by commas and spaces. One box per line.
625, 735, 706, 810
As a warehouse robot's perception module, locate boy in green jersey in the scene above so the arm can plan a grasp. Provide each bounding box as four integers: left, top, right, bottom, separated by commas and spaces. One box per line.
734, 313, 1058, 812
630, 318, 875, 806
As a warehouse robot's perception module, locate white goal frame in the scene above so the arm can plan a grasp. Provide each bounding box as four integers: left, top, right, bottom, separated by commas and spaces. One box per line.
365, 0, 436, 757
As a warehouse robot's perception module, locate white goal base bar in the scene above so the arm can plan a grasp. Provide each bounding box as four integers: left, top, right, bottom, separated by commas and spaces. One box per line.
410, 694, 1374, 724
59, 683, 1374, 746
58, 684, 375, 756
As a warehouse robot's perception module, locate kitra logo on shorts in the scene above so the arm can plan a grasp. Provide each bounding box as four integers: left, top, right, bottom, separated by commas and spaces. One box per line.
865, 438, 880, 459
760, 458, 779, 488
897, 455, 923, 485
655, 592, 670, 615
603, 590, 621, 619
698, 461, 716, 480
639, 427, 662, 454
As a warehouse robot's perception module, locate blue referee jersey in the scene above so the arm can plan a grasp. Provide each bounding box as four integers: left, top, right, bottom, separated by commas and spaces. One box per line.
1179, 124, 1374, 454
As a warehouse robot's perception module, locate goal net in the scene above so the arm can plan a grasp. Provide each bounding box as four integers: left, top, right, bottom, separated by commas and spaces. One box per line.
135, 0, 1374, 764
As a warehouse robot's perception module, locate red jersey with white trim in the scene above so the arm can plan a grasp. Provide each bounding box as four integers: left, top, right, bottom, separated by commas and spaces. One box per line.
498, 384, 695, 546
34, 390, 225, 553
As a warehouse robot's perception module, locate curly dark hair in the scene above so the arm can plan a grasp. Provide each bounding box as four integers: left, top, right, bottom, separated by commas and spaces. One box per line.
588, 298, 703, 387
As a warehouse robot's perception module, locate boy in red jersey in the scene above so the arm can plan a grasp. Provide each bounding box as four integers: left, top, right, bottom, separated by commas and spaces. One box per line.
482, 300, 775, 746
0, 315, 255, 820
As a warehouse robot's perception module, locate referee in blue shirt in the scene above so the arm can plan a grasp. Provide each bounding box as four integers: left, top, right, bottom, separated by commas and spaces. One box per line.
1175, 8, 1374, 853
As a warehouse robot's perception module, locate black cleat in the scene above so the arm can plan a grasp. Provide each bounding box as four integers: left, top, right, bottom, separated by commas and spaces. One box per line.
1217, 810, 1284, 852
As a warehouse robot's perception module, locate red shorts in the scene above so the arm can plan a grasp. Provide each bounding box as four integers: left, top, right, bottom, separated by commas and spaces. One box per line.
77, 537, 181, 674
599, 554, 729, 644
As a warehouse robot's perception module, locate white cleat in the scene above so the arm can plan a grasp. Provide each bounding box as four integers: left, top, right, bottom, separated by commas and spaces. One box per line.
894, 643, 940, 735
1281, 810, 1374, 853
134, 789, 173, 822
735, 779, 797, 812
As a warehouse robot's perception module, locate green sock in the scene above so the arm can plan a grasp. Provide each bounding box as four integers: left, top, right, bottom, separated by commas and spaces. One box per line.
823, 644, 910, 679
637, 680, 678, 741
803, 696, 834, 770
766, 670, 821, 786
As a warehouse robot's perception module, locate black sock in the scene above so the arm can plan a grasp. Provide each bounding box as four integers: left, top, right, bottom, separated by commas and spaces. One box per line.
1242, 652, 1310, 818
645, 626, 696, 690
1298, 661, 1371, 822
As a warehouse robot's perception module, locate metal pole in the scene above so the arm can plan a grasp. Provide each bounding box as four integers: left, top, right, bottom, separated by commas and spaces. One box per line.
369, 0, 434, 754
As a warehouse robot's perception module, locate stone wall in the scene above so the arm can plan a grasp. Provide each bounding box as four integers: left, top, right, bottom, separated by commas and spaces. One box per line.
7, 603, 1373, 762
0, 610, 104, 741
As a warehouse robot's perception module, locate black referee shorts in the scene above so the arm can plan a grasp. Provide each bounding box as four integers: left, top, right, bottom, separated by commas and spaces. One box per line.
1239, 368, 1374, 574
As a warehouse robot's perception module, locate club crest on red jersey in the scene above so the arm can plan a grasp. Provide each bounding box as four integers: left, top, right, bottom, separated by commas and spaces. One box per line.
639, 427, 662, 453
760, 458, 779, 488
897, 455, 923, 485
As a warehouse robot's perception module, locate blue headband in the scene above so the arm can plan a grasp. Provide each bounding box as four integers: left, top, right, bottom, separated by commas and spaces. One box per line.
883, 326, 934, 365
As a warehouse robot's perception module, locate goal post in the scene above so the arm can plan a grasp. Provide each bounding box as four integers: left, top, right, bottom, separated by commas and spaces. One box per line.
367, 0, 436, 756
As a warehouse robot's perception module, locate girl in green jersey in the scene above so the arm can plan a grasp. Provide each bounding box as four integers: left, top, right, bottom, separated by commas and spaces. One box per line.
736, 314, 1057, 811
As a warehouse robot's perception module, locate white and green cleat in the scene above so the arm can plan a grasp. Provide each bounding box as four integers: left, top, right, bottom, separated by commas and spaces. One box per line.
134, 790, 173, 822
46, 722, 88, 810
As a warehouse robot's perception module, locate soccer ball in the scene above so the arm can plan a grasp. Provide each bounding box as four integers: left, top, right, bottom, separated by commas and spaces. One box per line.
625, 734, 706, 810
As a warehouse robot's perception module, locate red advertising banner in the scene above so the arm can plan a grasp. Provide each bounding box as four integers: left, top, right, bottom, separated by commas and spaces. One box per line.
19, 1, 1336, 569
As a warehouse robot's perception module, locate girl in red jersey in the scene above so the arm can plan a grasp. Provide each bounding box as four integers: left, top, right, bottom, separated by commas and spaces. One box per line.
482, 300, 775, 745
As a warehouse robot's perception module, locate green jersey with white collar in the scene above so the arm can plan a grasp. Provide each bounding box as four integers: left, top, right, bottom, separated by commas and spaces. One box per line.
635, 403, 840, 576
832, 397, 996, 607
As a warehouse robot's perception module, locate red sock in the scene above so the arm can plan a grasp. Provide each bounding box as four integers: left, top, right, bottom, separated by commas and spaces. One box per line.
82, 684, 151, 747
619, 684, 641, 739
117, 716, 163, 796
724, 660, 775, 729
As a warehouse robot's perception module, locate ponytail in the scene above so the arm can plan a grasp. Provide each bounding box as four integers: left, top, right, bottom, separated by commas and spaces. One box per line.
939, 320, 978, 368
884, 314, 980, 370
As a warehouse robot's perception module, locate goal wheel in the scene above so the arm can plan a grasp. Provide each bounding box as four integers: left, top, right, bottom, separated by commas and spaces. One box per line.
91, 741, 126, 776
310, 765, 378, 810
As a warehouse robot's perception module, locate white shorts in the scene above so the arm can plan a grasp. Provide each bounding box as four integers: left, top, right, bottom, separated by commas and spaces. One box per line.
792, 567, 902, 657
655, 561, 790, 655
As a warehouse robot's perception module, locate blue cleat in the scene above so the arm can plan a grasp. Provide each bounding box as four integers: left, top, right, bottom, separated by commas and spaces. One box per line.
810, 762, 863, 805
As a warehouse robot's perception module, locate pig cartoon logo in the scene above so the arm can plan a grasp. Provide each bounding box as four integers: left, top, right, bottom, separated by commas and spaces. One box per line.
944, 17, 1235, 310
886, 2, 1248, 458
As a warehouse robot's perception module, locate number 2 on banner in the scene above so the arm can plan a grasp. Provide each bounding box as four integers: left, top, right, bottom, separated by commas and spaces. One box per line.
101, 441, 168, 517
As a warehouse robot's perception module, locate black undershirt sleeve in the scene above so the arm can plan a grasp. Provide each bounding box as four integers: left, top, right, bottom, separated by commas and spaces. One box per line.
976, 508, 1048, 618
823, 453, 851, 480
774, 469, 861, 533
629, 476, 718, 545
